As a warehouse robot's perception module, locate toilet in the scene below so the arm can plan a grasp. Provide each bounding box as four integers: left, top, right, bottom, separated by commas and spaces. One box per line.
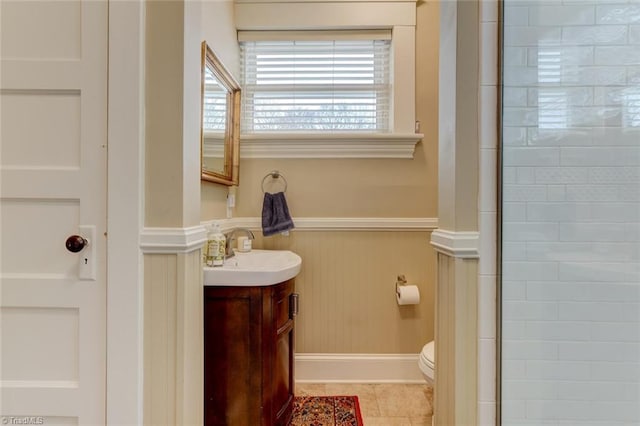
419, 341, 435, 425
419, 340, 435, 384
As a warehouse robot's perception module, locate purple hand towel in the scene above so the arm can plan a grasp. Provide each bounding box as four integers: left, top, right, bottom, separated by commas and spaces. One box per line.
262, 192, 295, 237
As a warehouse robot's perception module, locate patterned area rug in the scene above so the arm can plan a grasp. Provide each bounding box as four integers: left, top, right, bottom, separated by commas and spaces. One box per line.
289, 395, 364, 426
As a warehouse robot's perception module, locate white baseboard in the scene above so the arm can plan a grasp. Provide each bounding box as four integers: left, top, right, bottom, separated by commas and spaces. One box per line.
295, 353, 425, 384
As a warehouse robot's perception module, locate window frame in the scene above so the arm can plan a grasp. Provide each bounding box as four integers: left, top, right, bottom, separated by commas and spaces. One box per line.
233, 0, 422, 158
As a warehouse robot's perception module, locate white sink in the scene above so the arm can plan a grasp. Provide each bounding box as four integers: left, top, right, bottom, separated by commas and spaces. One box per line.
203, 249, 302, 286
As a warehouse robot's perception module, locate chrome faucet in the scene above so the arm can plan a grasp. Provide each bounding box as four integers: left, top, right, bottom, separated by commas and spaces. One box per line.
224, 228, 255, 259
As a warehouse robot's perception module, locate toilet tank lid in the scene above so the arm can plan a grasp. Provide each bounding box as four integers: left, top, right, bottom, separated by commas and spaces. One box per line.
422, 341, 434, 363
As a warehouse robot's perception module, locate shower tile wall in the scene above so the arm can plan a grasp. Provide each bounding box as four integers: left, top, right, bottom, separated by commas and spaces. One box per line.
502, 1, 640, 425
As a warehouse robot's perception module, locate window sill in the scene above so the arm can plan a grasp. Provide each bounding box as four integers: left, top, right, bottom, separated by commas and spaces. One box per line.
238, 133, 423, 159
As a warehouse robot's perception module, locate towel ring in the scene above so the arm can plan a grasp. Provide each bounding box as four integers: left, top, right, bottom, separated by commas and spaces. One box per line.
261, 170, 288, 194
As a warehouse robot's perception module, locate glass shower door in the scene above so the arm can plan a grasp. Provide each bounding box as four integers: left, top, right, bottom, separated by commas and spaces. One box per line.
501, 1, 640, 424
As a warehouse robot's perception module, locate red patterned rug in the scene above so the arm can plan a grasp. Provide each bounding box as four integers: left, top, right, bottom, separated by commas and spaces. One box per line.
290, 395, 364, 426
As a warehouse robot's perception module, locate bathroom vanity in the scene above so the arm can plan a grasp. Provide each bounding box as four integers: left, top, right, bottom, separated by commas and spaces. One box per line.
202, 250, 302, 426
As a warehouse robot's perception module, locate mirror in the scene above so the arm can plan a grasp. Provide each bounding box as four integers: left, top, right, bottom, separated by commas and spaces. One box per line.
201, 41, 241, 185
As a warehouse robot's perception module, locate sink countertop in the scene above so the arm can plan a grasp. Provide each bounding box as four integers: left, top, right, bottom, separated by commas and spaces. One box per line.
203, 249, 302, 287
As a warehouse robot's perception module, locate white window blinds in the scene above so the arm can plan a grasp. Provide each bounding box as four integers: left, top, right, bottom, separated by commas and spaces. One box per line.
239, 31, 391, 133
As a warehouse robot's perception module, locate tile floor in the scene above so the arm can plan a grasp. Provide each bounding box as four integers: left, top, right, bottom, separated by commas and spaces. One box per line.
295, 382, 433, 426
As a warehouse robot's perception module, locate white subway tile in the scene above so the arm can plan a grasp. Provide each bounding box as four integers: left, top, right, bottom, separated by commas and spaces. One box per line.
502, 67, 540, 86
566, 185, 640, 202
503, 262, 559, 282
525, 321, 590, 341
504, 26, 561, 47
628, 66, 640, 84
559, 301, 640, 321
478, 275, 496, 339
503, 280, 527, 300
557, 382, 640, 402
527, 281, 588, 301
479, 149, 497, 212
593, 86, 629, 106
595, 46, 640, 66
503, 47, 527, 67
525, 360, 590, 380
503, 222, 559, 241
526, 203, 588, 222
479, 212, 497, 275
516, 167, 535, 185
563, 66, 626, 86
529, 5, 596, 26
503, 185, 548, 202
587, 282, 640, 302
596, 4, 640, 25
504, 6, 528, 26
503, 300, 559, 319
630, 25, 640, 44
503, 242, 527, 261
559, 222, 634, 242
503, 107, 539, 126
547, 186, 567, 202
478, 338, 496, 401
503, 127, 528, 146
480, 22, 498, 86
590, 322, 640, 342
559, 342, 640, 362
590, 361, 640, 382
502, 379, 559, 400
568, 107, 623, 128
527, 46, 594, 67
561, 147, 640, 166
591, 128, 640, 146
527, 128, 592, 147
503, 360, 527, 379
525, 400, 594, 421
480, 86, 498, 148
589, 167, 640, 184
501, 400, 527, 420
535, 167, 588, 184
502, 320, 526, 339
526, 242, 639, 262
504, 148, 560, 167
560, 262, 640, 282
528, 87, 594, 107
504, 87, 528, 107
503, 340, 559, 360
503, 167, 517, 184
562, 25, 628, 45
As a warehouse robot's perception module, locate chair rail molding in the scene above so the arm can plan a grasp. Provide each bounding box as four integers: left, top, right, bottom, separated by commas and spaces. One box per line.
140, 226, 208, 254
430, 229, 480, 259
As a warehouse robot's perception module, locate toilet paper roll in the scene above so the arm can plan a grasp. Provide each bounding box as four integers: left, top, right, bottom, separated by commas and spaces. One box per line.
396, 285, 420, 305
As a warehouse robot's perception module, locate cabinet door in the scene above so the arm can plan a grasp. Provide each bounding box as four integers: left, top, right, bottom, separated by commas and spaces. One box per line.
204, 286, 262, 426
267, 280, 295, 426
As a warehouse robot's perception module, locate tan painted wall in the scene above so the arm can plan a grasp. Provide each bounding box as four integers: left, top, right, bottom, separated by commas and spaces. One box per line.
201, 1, 439, 221
199, 1, 440, 354
255, 230, 436, 353
144, 2, 204, 425
146, 0, 202, 227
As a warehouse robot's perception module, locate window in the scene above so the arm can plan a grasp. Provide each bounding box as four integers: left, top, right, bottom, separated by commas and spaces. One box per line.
239, 31, 391, 133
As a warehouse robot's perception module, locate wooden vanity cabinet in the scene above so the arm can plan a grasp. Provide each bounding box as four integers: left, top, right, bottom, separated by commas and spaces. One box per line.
204, 279, 296, 426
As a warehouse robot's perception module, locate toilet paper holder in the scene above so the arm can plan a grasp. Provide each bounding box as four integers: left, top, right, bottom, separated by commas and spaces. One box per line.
395, 274, 407, 296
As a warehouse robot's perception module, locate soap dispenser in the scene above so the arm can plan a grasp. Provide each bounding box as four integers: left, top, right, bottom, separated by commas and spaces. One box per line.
205, 224, 226, 267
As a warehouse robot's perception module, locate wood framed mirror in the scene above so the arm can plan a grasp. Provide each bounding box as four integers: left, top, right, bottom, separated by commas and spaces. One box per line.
201, 41, 241, 185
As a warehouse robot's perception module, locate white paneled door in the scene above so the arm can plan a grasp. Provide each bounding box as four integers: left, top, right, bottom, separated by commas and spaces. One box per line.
1, 1, 107, 424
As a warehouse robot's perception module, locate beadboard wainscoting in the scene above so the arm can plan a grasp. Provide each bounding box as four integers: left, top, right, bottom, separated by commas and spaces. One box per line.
204, 217, 438, 382
142, 250, 204, 426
